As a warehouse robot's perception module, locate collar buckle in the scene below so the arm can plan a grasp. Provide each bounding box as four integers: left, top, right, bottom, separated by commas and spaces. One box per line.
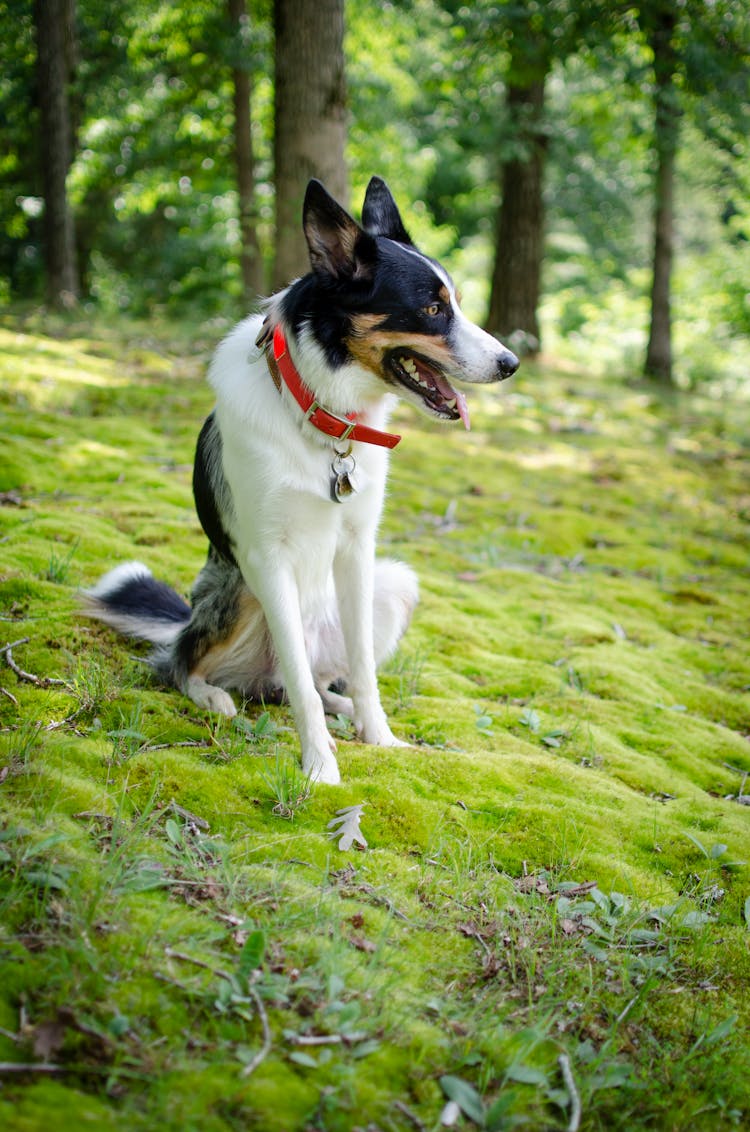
305, 399, 357, 442
271, 324, 401, 450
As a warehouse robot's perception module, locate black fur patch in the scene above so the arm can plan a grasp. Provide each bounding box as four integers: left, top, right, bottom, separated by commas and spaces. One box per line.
163, 549, 246, 687
193, 413, 238, 567
104, 573, 190, 623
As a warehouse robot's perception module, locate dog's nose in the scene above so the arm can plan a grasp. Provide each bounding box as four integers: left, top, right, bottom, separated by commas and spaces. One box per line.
498, 350, 519, 379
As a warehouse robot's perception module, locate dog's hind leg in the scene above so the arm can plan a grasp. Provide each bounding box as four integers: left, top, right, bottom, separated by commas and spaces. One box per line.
317, 683, 354, 719
161, 550, 257, 718
314, 559, 417, 721
331, 546, 419, 748
372, 559, 419, 666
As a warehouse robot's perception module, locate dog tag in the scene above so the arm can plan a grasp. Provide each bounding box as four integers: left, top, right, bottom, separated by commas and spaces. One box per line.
330, 449, 357, 503
331, 471, 355, 502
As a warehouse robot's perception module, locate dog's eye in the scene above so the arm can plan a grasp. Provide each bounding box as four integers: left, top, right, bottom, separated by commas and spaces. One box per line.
424, 303, 442, 317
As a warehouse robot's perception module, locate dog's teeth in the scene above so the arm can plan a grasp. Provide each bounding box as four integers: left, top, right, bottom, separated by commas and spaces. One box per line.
403, 358, 417, 375
445, 397, 456, 408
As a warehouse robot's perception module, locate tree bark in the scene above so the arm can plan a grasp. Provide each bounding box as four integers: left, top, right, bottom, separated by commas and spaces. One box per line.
34, 0, 79, 307
228, 0, 265, 304
272, 0, 348, 287
644, 7, 680, 383
486, 77, 547, 353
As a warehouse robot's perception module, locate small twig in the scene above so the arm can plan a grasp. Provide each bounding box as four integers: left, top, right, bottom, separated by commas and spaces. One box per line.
288, 1030, 369, 1047
240, 985, 272, 1079
393, 1099, 428, 1131
615, 994, 640, 1026
0, 1026, 20, 1043
45, 708, 86, 732
0, 1062, 65, 1075
1, 638, 67, 688
164, 948, 232, 983
0, 686, 19, 707
143, 741, 215, 752
558, 1053, 581, 1132
153, 971, 197, 994
167, 799, 210, 830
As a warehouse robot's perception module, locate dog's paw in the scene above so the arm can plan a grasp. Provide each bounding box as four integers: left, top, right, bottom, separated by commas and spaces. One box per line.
358, 723, 410, 747
356, 706, 409, 748
186, 676, 237, 717
303, 752, 341, 786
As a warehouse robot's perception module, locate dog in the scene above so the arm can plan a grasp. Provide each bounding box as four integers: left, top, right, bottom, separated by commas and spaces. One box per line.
82, 177, 519, 784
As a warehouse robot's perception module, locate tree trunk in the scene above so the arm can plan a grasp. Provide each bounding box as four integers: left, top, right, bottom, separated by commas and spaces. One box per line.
486, 78, 547, 354
272, 0, 348, 287
228, 0, 265, 304
644, 8, 680, 383
34, 0, 79, 307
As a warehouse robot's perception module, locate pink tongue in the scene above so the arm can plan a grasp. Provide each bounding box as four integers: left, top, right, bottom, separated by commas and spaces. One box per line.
427, 365, 471, 431
455, 389, 471, 431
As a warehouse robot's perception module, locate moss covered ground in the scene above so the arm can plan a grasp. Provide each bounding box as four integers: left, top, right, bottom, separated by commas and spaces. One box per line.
1, 311, 749, 1131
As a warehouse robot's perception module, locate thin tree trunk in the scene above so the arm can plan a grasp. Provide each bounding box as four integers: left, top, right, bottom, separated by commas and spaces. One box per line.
34, 0, 79, 307
228, 0, 265, 304
486, 77, 547, 353
272, 0, 348, 287
644, 8, 680, 383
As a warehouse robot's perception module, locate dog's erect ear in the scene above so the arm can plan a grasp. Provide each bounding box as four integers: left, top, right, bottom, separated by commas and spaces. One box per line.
361, 176, 412, 244
303, 180, 376, 280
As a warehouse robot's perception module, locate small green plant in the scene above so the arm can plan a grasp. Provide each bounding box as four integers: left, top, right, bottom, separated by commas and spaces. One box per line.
260, 752, 312, 819
107, 701, 148, 764
0, 718, 43, 774
519, 707, 541, 732
385, 645, 426, 709
474, 704, 494, 734
45, 538, 80, 583
681, 832, 746, 909
70, 654, 113, 717
233, 710, 281, 744
327, 712, 355, 739
519, 707, 568, 749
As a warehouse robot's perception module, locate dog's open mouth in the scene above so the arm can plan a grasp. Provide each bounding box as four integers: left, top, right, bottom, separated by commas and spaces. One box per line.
387, 350, 470, 429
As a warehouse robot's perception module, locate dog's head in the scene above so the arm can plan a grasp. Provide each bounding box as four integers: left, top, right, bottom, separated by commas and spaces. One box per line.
297, 177, 519, 428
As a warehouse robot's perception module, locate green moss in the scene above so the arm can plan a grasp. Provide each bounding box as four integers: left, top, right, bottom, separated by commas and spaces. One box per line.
1, 317, 749, 1129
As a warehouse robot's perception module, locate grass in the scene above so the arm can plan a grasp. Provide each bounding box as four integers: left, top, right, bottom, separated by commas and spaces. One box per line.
1, 309, 749, 1131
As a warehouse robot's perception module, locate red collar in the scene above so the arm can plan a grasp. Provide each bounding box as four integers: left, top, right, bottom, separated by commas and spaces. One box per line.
272, 325, 401, 449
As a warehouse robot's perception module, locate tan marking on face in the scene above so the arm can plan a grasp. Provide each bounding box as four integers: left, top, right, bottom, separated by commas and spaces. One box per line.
438, 284, 451, 305
346, 316, 456, 380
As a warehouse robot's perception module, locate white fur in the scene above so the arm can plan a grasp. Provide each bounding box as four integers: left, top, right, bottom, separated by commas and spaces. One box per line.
384, 238, 516, 384
85, 561, 152, 598
81, 561, 182, 646
449, 303, 512, 383
207, 315, 416, 784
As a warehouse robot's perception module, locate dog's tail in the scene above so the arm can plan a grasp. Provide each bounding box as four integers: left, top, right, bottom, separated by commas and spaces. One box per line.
81, 562, 190, 646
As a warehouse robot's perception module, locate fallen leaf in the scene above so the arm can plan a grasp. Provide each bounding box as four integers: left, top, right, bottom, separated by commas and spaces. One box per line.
32, 1019, 66, 1060
327, 804, 368, 851
350, 934, 376, 953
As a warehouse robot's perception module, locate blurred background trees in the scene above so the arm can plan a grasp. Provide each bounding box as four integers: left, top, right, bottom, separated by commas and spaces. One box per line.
1, 0, 748, 387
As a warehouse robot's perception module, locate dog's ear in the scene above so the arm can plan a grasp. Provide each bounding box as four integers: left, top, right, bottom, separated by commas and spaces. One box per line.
303, 180, 376, 280
361, 176, 412, 244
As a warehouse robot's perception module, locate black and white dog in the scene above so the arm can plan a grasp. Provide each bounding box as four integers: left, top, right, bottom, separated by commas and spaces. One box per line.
83, 178, 518, 784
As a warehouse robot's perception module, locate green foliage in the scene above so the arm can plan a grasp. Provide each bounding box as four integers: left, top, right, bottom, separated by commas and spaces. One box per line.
0, 0, 747, 386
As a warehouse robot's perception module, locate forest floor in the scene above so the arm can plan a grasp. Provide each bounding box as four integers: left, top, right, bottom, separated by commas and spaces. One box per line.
1, 310, 749, 1132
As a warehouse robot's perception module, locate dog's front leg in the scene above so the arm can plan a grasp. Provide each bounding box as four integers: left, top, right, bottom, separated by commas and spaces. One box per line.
248, 559, 340, 785
334, 537, 407, 749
